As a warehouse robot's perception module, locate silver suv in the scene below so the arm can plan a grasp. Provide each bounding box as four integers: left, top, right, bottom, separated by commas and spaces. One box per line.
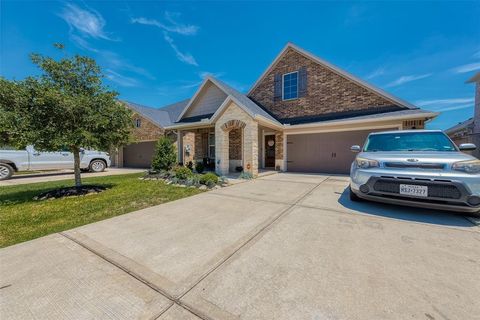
350, 130, 480, 214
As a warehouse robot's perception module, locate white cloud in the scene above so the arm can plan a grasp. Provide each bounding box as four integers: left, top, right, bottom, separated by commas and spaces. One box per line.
70, 34, 99, 52
432, 103, 473, 112
99, 51, 155, 80
385, 73, 432, 87
415, 97, 474, 107
163, 32, 198, 66
59, 3, 114, 40
132, 12, 198, 67
198, 71, 225, 79
451, 62, 480, 74
131, 13, 198, 36
105, 69, 139, 87
415, 97, 474, 112
365, 67, 385, 80
474, 51, 480, 59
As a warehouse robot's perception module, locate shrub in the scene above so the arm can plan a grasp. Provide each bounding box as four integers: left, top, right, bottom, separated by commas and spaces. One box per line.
185, 175, 201, 187
174, 166, 193, 180
200, 172, 219, 186
195, 161, 205, 173
151, 137, 177, 171
239, 171, 253, 180
186, 161, 194, 171
219, 176, 228, 185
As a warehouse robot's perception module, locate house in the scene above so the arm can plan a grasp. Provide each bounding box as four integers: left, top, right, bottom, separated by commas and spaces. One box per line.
115, 43, 438, 174
111, 100, 187, 168
445, 72, 480, 159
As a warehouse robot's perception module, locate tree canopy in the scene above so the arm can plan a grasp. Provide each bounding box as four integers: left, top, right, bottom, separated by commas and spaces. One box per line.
0, 44, 133, 186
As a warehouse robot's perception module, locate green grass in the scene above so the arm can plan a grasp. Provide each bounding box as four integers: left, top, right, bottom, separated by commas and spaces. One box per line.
0, 173, 203, 248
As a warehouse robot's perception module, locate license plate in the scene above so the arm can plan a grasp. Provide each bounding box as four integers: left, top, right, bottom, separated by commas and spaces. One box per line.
399, 184, 428, 197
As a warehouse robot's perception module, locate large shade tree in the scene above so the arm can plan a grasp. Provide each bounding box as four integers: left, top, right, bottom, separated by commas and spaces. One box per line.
0, 44, 133, 186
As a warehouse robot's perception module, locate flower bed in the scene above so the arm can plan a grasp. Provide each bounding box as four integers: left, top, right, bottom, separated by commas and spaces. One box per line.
142, 167, 228, 190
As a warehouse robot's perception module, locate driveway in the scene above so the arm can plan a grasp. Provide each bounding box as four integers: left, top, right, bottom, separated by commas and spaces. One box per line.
1, 173, 479, 319
0, 168, 145, 186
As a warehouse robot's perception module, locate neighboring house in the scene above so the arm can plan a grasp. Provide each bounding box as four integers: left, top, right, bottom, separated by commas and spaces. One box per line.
111, 100, 188, 168
445, 72, 480, 159
115, 43, 438, 174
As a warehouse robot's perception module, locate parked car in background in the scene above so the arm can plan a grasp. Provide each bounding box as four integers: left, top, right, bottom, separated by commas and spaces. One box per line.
0, 145, 111, 180
350, 130, 480, 214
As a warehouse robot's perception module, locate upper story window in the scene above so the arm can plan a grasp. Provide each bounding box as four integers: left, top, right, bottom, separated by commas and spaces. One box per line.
282, 71, 299, 100
135, 118, 141, 128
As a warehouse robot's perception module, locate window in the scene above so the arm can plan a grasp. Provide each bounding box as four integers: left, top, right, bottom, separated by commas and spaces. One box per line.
282, 71, 298, 100
135, 118, 141, 128
208, 132, 215, 158
364, 132, 457, 152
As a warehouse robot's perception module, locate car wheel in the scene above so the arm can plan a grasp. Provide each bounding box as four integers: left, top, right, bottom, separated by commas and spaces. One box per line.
0, 163, 14, 181
89, 160, 106, 172
349, 185, 362, 202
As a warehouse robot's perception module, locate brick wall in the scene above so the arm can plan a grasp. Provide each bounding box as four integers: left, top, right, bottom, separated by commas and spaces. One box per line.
132, 113, 164, 141
229, 128, 242, 160
182, 131, 195, 164
275, 132, 283, 160
249, 48, 396, 120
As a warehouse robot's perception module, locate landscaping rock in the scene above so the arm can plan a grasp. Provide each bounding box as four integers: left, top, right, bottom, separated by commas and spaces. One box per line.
199, 185, 208, 190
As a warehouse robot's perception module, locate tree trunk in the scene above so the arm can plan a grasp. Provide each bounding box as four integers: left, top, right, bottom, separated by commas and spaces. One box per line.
73, 148, 82, 187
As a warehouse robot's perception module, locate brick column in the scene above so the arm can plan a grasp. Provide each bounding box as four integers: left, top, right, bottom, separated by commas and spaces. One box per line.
177, 130, 183, 164
243, 122, 258, 176
215, 124, 229, 175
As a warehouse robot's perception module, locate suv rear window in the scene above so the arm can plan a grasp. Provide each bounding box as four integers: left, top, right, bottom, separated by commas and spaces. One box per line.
364, 132, 457, 152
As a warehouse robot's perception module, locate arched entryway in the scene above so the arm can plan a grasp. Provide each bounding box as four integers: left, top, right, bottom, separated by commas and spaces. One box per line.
217, 119, 247, 174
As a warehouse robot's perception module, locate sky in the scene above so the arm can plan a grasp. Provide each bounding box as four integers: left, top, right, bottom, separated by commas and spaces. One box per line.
1, 1, 479, 130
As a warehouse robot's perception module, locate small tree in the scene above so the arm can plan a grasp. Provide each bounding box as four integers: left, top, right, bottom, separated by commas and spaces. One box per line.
0, 44, 133, 187
152, 136, 177, 171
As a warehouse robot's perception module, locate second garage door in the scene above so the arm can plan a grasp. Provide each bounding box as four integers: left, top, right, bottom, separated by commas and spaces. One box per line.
123, 141, 156, 168
286, 128, 396, 174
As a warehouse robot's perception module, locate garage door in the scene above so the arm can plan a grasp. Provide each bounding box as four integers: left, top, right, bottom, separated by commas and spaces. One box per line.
286, 128, 396, 174
123, 141, 156, 168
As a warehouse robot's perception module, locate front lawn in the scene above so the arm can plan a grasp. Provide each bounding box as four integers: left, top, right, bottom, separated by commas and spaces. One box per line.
0, 173, 203, 248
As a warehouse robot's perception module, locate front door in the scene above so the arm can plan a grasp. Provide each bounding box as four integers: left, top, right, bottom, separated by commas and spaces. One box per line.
264, 135, 275, 168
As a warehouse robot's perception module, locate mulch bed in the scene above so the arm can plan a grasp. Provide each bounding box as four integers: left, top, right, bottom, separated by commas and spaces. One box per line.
34, 185, 107, 200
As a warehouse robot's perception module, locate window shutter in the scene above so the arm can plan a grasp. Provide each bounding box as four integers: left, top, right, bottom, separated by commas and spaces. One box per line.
298, 67, 307, 97
273, 73, 282, 102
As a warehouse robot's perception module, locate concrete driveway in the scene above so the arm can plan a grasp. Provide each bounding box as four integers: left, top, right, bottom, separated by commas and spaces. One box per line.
1, 173, 479, 319
0, 168, 145, 186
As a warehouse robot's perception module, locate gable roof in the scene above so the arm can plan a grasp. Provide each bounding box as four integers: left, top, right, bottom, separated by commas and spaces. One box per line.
176, 77, 280, 125
247, 42, 418, 110
445, 118, 474, 134
466, 72, 480, 83
124, 99, 189, 128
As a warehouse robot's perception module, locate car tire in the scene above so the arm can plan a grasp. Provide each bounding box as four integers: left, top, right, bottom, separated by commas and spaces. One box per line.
89, 160, 106, 172
349, 185, 362, 202
0, 163, 14, 181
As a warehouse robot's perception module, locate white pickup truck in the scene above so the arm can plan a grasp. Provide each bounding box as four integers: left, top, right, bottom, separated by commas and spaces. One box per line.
0, 146, 111, 180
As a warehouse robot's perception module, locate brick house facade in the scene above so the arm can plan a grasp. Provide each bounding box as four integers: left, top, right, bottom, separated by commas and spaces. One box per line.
131, 113, 164, 141
249, 47, 397, 121
122, 43, 437, 174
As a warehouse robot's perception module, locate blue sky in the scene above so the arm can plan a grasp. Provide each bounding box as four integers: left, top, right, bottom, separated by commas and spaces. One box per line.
1, 1, 479, 130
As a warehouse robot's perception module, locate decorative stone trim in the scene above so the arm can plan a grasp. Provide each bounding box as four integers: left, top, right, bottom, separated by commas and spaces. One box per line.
221, 119, 247, 131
